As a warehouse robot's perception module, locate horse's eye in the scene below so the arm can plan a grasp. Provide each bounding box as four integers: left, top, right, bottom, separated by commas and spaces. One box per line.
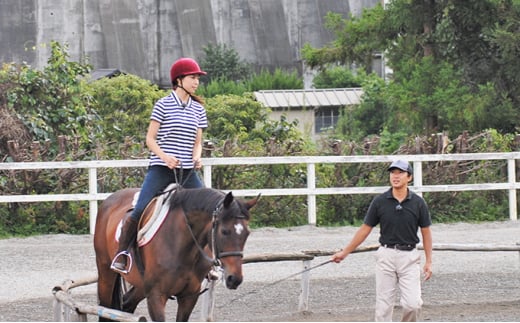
221, 229, 231, 236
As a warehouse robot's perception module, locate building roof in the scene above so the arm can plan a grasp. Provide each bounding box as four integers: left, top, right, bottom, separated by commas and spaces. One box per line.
89, 69, 124, 81
253, 88, 364, 109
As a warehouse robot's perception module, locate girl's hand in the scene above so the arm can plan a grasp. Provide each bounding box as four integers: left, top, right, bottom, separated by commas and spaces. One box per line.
193, 158, 202, 169
163, 155, 180, 169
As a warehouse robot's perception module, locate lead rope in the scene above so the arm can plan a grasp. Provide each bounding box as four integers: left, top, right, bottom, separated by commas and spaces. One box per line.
210, 210, 219, 266
223, 259, 333, 306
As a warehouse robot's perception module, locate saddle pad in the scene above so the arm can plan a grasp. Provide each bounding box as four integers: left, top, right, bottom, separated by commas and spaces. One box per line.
115, 183, 178, 247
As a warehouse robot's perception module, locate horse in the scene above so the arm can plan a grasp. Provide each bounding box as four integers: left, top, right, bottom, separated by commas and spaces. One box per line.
93, 187, 259, 321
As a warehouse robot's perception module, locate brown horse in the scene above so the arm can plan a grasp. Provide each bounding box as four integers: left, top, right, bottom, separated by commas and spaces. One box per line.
94, 187, 259, 321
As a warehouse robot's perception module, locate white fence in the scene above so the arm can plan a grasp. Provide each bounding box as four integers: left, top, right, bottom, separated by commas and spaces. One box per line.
1, 152, 519, 234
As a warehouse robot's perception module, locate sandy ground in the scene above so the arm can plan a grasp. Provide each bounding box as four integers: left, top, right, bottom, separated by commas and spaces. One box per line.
0, 220, 519, 321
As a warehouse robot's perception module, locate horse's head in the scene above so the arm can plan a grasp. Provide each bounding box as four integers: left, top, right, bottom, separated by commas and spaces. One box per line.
212, 192, 259, 289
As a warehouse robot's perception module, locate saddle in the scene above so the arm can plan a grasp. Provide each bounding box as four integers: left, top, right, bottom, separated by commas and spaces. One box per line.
115, 183, 178, 247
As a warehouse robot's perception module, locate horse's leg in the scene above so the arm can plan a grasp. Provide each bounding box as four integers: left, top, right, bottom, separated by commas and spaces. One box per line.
97, 268, 117, 306
146, 291, 169, 322
176, 295, 200, 322
97, 267, 120, 321
122, 285, 145, 314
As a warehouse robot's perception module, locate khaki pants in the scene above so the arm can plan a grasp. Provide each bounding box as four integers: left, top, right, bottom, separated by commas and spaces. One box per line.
374, 247, 423, 321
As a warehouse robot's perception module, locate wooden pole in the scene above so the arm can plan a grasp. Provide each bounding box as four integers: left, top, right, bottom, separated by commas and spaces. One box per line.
299, 259, 311, 311
200, 279, 216, 322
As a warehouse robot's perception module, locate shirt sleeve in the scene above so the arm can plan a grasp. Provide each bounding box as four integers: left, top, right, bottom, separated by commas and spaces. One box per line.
150, 100, 165, 123
417, 197, 432, 227
363, 197, 380, 227
198, 108, 208, 129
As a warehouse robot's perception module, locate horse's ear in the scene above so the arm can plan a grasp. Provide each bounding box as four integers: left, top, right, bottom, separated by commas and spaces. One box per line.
246, 193, 261, 210
223, 191, 234, 208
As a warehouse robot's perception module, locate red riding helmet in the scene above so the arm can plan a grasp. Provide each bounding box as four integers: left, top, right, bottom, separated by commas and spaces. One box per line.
170, 58, 206, 83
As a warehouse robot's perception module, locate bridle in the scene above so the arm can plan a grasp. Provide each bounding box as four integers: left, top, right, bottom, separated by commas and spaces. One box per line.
184, 197, 246, 266
210, 201, 247, 261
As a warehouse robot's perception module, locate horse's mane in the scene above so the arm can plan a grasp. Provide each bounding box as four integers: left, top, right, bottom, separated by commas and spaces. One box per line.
169, 188, 223, 214
169, 188, 250, 220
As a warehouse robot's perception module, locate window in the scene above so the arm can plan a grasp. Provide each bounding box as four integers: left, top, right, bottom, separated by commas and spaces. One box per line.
314, 107, 340, 133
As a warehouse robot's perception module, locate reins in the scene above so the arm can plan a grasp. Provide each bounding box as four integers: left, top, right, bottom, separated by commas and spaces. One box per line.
183, 198, 224, 266
172, 161, 197, 189
168, 198, 224, 301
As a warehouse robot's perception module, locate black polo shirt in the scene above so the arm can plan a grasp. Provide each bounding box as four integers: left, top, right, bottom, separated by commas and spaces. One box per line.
364, 188, 431, 246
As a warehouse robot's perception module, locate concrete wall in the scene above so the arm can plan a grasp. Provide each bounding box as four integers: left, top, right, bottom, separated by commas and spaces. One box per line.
0, 0, 379, 87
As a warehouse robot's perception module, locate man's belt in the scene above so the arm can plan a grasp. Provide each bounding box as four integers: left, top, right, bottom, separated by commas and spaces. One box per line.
382, 243, 416, 251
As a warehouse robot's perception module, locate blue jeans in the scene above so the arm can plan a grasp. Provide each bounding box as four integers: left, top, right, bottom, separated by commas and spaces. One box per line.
130, 165, 204, 221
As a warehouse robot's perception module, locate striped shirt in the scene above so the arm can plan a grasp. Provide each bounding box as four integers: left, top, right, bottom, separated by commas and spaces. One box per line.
149, 91, 207, 169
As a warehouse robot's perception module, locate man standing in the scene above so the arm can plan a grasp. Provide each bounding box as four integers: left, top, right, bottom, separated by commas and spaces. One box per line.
332, 160, 433, 321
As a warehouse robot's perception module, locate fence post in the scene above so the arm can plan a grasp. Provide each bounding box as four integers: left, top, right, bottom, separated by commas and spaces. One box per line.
413, 161, 423, 197
508, 159, 517, 220
199, 279, 216, 321
88, 167, 98, 235
517, 242, 520, 265
307, 163, 316, 225
53, 297, 66, 321
298, 259, 311, 311
203, 165, 212, 188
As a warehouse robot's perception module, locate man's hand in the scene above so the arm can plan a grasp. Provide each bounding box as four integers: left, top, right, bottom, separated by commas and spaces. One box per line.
331, 250, 347, 263
423, 262, 432, 281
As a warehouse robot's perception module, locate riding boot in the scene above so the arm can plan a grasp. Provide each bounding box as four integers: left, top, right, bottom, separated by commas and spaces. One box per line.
110, 216, 138, 274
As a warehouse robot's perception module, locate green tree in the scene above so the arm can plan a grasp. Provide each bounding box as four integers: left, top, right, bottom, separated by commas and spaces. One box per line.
198, 68, 303, 98
303, 0, 520, 137
312, 66, 364, 89
199, 43, 252, 83
197, 77, 249, 98
205, 93, 268, 145
2, 41, 96, 154
302, 7, 386, 74
334, 74, 388, 140
85, 74, 167, 159
246, 68, 303, 91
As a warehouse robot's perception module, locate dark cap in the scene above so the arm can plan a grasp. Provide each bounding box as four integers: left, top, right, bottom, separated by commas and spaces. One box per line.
388, 160, 413, 174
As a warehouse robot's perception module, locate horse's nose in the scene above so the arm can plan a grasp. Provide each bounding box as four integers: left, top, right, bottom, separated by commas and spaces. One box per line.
225, 274, 243, 289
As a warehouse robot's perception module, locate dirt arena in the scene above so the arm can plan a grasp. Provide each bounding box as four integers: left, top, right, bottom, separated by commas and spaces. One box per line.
0, 221, 519, 321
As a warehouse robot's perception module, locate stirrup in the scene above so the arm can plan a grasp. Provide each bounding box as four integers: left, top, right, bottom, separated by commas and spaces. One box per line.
110, 251, 133, 274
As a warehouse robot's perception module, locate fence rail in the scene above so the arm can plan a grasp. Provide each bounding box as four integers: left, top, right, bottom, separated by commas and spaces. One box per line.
52, 275, 146, 322
2, 152, 519, 233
